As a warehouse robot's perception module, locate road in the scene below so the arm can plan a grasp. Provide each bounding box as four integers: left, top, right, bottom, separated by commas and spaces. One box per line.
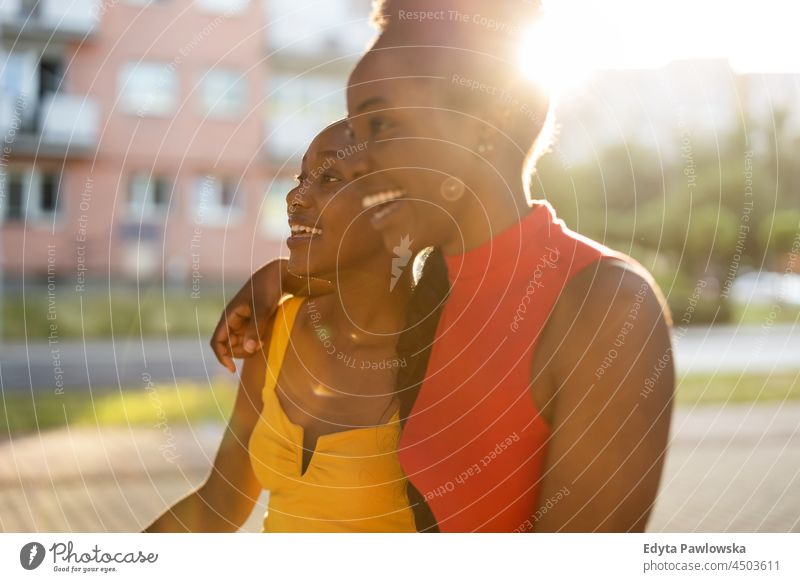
2, 402, 798, 532
1, 323, 798, 392
0, 336, 231, 392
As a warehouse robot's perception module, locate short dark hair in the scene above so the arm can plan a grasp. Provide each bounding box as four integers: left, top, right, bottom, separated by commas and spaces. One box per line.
368, 0, 553, 193
370, 0, 390, 31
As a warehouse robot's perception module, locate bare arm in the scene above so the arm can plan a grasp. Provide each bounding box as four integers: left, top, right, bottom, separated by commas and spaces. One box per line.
143, 331, 272, 532
533, 260, 674, 532
210, 258, 332, 372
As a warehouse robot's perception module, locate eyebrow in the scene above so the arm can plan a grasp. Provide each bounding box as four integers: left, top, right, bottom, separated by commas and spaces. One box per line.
356, 96, 388, 113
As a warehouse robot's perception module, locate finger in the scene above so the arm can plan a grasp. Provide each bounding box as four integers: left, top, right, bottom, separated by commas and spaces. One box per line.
242, 318, 265, 354
220, 353, 237, 374
210, 321, 231, 367
210, 303, 253, 369
224, 306, 258, 357
224, 304, 252, 332
210, 329, 238, 373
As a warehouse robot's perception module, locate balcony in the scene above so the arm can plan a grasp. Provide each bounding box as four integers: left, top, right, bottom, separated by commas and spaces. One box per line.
0, 0, 100, 43
264, 0, 372, 67
0, 93, 99, 158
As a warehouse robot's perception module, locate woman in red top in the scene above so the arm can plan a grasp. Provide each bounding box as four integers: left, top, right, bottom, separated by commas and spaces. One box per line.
212, 0, 674, 532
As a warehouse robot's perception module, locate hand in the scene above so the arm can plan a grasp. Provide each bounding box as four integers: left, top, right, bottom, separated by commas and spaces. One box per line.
210, 259, 286, 373
209, 259, 335, 372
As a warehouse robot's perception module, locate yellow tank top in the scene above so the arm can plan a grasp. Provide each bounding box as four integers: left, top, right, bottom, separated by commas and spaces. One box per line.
247, 297, 416, 532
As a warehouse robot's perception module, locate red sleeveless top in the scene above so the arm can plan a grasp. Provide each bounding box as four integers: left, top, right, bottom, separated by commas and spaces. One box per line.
398, 201, 626, 532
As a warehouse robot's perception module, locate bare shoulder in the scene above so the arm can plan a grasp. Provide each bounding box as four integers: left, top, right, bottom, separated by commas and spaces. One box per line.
554, 257, 670, 335
532, 257, 676, 532
539, 257, 672, 379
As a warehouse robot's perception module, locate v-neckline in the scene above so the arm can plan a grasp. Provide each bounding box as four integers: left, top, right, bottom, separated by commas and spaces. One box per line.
268, 387, 401, 478
266, 297, 401, 478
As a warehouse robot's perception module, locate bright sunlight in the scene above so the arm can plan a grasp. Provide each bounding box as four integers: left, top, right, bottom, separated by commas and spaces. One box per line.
520, 0, 800, 92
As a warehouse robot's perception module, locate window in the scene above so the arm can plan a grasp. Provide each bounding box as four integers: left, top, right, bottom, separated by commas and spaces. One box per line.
266, 74, 343, 160
259, 177, 295, 239
119, 62, 178, 116
193, 175, 243, 225
0, 52, 33, 95
39, 58, 64, 97
199, 69, 246, 118
0, 51, 38, 130
195, 0, 249, 14
128, 172, 171, 218
41, 174, 58, 214
2, 169, 60, 221
5, 173, 25, 220
266, 0, 372, 55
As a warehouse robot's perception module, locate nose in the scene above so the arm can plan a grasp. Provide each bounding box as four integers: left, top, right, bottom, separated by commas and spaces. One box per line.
286, 184, 310, 214
349, 153, 370, 179
346, 138, 376, 179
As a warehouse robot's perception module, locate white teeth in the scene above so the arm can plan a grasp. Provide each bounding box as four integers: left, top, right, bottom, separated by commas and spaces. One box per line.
361, 189, 405, 209
290, 224, 322, 235
373, 204, 395, 221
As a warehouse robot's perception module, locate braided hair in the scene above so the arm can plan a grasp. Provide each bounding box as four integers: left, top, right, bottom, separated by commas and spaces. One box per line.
395, 247, 450, 531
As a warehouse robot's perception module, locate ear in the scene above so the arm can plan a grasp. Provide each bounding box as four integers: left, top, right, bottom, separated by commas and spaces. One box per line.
477, 78, 550, 159
473, 98, 513, 158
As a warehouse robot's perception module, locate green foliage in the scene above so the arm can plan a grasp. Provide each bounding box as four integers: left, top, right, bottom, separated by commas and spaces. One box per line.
676, 371, 800, 405
533, 118, 799, 324
0, 380, 237, 436
4, 372, 797, 437
2, 286, 226, 340
759, 209, 800, 255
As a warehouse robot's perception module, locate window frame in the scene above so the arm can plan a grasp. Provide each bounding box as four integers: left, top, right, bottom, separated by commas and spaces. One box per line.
118, 61, 179, 117
126, 171, 172, 220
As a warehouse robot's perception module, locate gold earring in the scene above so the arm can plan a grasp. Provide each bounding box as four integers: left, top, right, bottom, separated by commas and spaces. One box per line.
440, 176, 465, 201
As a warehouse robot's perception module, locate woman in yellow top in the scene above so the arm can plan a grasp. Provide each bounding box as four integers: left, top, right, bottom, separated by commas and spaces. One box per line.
144, 120, 418, 532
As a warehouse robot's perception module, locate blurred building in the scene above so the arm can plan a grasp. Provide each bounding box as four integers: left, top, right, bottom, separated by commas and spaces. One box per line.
555, 59, 800, 165
260, 0, 372, 243
0, 0, 371, 284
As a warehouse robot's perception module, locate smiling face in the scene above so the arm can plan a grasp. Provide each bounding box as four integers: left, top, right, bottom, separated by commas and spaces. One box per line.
346, 8, 552, 254
286, 120, 394, 280
346, 46, 480, 253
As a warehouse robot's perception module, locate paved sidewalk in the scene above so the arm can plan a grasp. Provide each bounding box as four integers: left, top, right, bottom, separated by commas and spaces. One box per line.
1, 404, 799, 533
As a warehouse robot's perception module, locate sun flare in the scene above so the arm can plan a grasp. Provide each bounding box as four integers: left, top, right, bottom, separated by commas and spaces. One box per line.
518, 0, 800, 92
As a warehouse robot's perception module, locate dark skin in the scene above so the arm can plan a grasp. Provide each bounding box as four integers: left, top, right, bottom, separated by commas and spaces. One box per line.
530, 259, 674, 531
146, 121, 411, 531
276, 122, 412, 472
211, 30, 675, 533
345, 40, 674, 532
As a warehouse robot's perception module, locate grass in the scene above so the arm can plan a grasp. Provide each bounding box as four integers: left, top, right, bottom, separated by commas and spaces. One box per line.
675, 371, 800, 406
4, 285, 797, 341
2, 372, 799, 438
730, 302, 800, 327
1, 287, 228, 340
0, 380, 237, 436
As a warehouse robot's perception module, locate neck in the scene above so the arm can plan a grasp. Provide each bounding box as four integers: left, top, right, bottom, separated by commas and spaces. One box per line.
440, 165, 532, 256
316, 252, 412, 344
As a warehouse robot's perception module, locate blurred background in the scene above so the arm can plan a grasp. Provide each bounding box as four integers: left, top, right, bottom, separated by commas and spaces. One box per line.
0, 0, 798, 533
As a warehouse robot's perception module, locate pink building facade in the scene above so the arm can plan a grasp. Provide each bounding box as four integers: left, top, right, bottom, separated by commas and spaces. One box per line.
1, 0, 374, 285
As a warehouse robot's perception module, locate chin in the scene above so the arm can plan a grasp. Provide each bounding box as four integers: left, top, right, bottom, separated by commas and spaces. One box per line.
287, 258, 314, 279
